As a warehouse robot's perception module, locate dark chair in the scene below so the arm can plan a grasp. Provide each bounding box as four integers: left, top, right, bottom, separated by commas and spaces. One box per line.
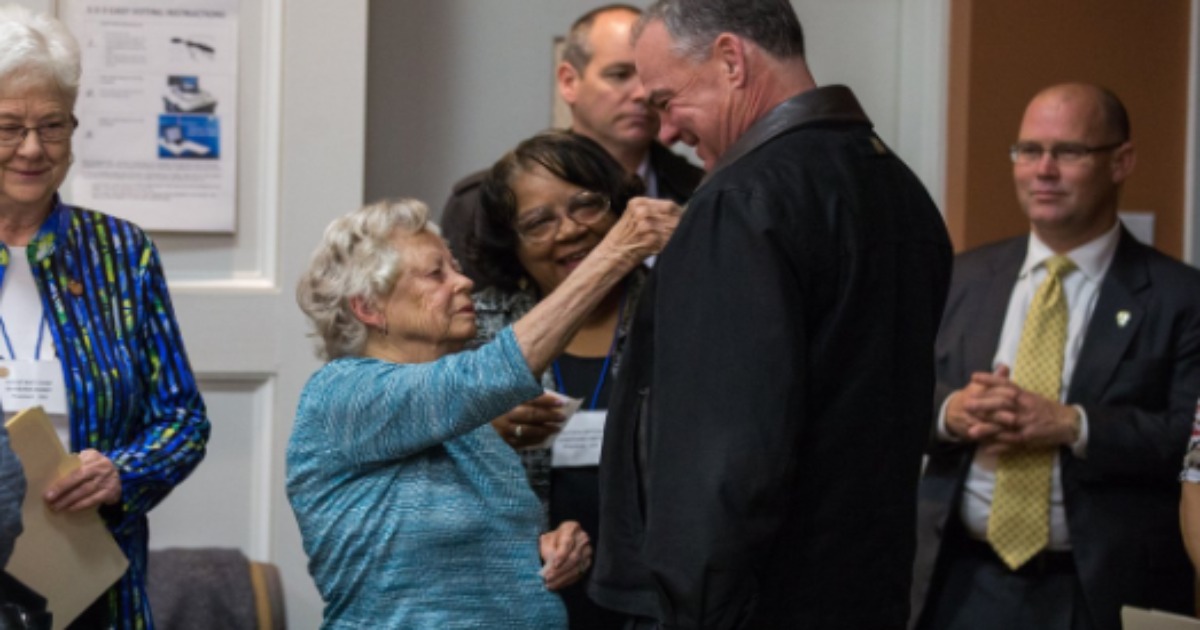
146, 548, 285, 630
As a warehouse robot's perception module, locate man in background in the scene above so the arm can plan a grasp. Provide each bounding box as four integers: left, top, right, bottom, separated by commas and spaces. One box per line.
910, 83, 1200, 630
592, 1, 953, 628
441, 3, 702, 285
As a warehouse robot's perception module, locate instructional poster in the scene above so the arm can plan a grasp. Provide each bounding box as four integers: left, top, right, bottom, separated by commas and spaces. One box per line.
63, 0, 239, 232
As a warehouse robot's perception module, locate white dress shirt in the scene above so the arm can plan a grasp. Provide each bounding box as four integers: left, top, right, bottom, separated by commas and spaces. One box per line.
637, 152, 659, 199
637, 154, 660, 268
0, 246, 70, 446
939, 220, 1121, 550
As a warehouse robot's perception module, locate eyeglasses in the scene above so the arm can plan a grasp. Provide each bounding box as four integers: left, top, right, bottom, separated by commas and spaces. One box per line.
1009, 141, 1124, 165
514, 191, 612, 244
0, 116, 78, 147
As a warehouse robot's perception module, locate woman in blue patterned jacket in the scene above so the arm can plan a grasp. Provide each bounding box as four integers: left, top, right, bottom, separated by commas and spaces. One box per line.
288, 194, 677, 629
0, 6, 210, 628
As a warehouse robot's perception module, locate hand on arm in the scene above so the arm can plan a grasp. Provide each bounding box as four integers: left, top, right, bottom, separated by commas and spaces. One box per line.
491, 393, 566, 450
45, 449, 122, 512
539, 520, 592, 590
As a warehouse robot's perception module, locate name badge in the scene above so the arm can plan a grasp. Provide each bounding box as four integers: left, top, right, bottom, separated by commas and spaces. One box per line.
552, 409, 607, 468
0, 360, 69, 416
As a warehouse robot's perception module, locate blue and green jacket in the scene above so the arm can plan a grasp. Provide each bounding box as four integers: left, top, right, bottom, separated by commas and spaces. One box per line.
0, 198, 210, 629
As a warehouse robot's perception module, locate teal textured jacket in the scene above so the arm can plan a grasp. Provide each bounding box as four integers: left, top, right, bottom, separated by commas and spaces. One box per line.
287, 327, 567, 629
0, 199, 210, 628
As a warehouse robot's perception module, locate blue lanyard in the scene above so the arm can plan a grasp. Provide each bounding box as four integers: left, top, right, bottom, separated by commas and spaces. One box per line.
0, 314, 48, 360
552, 290, 626, 411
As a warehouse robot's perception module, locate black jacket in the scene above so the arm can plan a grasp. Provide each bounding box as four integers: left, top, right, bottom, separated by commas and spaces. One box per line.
591, 86, 953, 629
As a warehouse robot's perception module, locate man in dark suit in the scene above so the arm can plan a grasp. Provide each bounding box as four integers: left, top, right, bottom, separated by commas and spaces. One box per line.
591, 1, 952, 628
910, 83, 1200, 630
441, 4, 702, 286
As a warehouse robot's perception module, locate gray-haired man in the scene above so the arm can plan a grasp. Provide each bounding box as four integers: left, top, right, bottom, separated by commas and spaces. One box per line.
593, 1, 952, 628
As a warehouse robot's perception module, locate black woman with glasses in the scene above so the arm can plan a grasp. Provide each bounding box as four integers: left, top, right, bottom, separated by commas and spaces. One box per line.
470, 130, 678, 629
0, 6, 209, 628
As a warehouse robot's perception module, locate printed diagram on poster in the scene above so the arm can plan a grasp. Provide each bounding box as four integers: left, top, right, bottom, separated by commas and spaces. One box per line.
63, 0, 239, 232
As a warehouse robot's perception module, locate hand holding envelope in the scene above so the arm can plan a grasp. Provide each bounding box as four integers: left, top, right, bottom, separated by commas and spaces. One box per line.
500, 390, 610, 468
494, 392, 573, 450
5, 407, 127, 630
516, 390, 582, 452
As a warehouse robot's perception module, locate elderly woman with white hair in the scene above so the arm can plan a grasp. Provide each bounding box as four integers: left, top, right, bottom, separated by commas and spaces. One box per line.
287, 195, 677, 628
0, 4, 209, 628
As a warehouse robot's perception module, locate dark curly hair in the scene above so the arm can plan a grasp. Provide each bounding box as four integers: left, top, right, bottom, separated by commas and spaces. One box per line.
472, 130, 645, 293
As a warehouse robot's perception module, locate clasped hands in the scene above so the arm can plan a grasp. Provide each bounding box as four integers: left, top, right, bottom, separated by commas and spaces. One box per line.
945, 364, 1081, 453
539, 520, 592, 590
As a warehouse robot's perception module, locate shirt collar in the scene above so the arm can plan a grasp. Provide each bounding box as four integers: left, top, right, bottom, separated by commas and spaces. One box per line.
636, 153, 658, 198
636, 153, 651, 179
0, 196, 65, 264
703, 85, 871, 183
1021, 220, 1122, 281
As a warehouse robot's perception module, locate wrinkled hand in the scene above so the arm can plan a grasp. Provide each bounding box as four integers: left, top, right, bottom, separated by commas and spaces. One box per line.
45, 449, 121, 512
599, 197, 682, 266
491, 393, 566, 450
539, 520, 592, 591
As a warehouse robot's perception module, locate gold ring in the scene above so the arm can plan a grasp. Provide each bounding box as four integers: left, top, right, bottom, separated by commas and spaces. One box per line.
515, 425, 524, 439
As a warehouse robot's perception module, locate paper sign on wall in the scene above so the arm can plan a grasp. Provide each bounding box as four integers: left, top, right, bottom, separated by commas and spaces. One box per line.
63, 0, 239, 232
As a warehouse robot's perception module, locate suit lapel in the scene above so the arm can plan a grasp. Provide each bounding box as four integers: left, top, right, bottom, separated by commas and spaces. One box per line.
1069, 230, 1149, 402
964, 239, 1026, 374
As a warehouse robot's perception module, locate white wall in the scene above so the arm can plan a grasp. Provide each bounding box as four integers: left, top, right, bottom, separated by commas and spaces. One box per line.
365, 0, 950, 216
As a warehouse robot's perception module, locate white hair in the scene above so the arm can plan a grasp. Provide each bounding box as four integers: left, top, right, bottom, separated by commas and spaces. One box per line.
0, 4, 81, 105
297, 198, 441, 360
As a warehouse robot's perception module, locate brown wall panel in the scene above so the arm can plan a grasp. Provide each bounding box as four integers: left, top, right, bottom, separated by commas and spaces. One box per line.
947, 0, 1191, 257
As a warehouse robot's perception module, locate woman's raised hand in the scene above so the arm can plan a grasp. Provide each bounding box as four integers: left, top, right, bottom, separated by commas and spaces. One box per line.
599, 197, 683, 266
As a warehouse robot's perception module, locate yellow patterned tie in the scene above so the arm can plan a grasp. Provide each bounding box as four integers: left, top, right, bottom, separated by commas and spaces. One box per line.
987, 255, 1076, 570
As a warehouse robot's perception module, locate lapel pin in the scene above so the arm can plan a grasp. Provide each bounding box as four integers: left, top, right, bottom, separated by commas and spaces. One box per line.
67, 280, 84, 296
1116, 310, 1131, 328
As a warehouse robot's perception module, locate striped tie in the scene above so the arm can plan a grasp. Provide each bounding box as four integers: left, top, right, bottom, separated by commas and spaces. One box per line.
987, 255, 1076, 570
